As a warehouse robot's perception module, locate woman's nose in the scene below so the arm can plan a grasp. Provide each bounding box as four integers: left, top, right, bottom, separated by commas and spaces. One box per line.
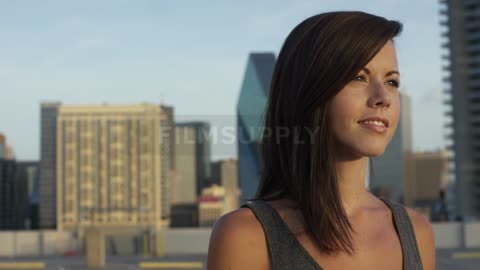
367, 81, 392, 108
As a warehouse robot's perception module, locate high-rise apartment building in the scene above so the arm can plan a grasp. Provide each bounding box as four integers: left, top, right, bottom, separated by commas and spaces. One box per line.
56, 104, 171, 230
440, 0, 480, 219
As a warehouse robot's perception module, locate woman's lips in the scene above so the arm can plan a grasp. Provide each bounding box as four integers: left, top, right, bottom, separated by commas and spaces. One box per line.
358, 121, 388, 134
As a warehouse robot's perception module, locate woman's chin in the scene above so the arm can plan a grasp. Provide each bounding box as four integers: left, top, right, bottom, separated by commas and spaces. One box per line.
335, 141, 389, 159
351, 144, 388, 157
361, 147, 387, 157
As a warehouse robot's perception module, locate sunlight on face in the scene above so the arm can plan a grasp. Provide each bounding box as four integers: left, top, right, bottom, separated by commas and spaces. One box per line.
329, 40, 401, 160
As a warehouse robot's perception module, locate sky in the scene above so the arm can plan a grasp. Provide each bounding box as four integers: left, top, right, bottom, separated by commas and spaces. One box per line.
0, 0, 446, 160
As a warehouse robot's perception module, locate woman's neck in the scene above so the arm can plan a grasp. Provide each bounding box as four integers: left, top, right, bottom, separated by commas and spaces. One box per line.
335, 156, 370, 216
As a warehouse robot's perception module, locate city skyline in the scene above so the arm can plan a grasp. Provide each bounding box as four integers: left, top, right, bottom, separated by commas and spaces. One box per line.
0, 0, 444, 160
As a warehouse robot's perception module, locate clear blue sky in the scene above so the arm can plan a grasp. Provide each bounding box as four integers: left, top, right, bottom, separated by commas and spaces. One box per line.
0, 0, 445, 160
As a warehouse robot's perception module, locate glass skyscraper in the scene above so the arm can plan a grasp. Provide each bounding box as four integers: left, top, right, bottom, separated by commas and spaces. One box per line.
237, 53, 275, 203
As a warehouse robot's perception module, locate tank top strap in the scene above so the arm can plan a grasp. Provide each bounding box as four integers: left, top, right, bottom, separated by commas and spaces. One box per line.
241, 200, 323, 270
379, 197, 423, 270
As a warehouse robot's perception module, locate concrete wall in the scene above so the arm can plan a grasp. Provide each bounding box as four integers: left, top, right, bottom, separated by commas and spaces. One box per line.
0, 230, 81, 257
15, 232, 39, 256
465, 222, 480, 248
42, 230, 80, 255
110, 235, 137, 255
432, 222, 462, 248
1, 224, 479, 257
163, 228, 212, 255
162, 224, 477, 253
0, 233, 15, 256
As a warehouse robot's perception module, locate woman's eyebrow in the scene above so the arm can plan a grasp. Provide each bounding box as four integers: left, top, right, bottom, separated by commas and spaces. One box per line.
362, 67, 400, 76
386, 70, 400, 76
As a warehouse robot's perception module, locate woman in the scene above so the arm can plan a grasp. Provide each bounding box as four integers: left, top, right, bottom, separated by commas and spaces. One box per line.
207, 11, 435, 270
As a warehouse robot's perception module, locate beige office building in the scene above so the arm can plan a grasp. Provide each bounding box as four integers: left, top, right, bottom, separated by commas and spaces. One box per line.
198, 185, 226, 227
56, 104, 172, 230
211, 159, 240, 212
404, 150, 449, 215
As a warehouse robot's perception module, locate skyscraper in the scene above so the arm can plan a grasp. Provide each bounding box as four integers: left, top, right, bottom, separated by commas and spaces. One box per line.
211, 159, 239, 211
0, 159, 16, 229
56, 104, 171, 230
370, 92, 413, 203
440, 0, 480, 219
172, 122, 211, 203
160, 105, 175, 221
18, 161, 40, 229
0, 159, 29, 230
237, 53, 275, 203
39, 102, 61, 229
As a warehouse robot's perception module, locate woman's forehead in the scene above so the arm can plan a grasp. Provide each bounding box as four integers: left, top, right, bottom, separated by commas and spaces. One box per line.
363, 41, 399, 74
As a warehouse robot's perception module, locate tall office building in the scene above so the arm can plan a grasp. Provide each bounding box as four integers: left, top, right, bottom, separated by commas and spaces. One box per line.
172, 122, 211, 204
13, 162, 30, 229
0, 159, 29, 230
39, 102, 61, 229
237, 53, 275, 203
18, 161, 40, 229
211, 159, 240, 211
56, 104, 171, 230
160, 105, 175, 221
440, 0, 480, 219
370, 92, 413, 203
0, 159, 16, 229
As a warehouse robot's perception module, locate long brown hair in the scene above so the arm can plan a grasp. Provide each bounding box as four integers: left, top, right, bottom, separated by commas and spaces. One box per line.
256, 11, 403, 255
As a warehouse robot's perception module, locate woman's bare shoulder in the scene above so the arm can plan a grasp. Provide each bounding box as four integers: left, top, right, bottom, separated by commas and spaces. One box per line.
207, 207, 269, 270
405, 207, 436, 270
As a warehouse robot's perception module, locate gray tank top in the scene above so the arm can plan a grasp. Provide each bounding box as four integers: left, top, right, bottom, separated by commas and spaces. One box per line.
241, 198, 423, 270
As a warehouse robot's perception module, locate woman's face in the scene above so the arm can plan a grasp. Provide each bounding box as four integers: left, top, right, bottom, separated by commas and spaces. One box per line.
329, 40, 400, 159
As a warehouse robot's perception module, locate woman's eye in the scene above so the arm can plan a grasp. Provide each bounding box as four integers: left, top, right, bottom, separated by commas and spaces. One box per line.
352, 75, 366, 82
386, 79, 400, 88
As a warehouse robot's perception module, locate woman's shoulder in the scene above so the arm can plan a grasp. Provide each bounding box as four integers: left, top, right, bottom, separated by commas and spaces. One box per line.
399, 204, 435, 247
380, 197, 434, 235
212, 206, 264, 235
206, 207, 269, 270
403, 206, 434, 234
403, 205, 436, 270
